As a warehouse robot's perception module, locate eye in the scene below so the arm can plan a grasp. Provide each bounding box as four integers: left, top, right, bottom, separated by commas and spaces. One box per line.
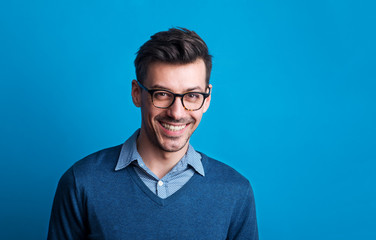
154, 91, 172, 100
184, 93, 202, 103
187, 93, 200, 99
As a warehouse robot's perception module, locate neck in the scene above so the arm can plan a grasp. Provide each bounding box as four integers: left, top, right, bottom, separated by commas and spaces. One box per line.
136, 129, 188, 179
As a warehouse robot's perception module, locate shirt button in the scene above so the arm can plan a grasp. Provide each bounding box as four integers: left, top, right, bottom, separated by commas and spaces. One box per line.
158, 180, 164, 186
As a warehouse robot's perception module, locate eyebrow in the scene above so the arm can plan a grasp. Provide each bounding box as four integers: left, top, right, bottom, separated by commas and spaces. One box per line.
149, 84, 204, 92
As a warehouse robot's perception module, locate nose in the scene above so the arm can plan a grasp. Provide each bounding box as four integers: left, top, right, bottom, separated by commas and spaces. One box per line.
166, 97, 186, 120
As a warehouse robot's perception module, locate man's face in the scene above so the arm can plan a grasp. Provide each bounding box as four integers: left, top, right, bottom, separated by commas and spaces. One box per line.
132, 59, 211, 153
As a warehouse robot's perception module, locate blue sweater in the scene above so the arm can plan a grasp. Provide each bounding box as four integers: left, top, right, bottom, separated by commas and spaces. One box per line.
48, 145, 258, 240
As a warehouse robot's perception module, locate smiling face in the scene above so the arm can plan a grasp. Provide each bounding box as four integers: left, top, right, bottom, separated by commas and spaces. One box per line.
132, 59, 211, 154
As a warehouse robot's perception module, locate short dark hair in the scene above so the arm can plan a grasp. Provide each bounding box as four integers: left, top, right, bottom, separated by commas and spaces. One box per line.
134, 27, 212, 85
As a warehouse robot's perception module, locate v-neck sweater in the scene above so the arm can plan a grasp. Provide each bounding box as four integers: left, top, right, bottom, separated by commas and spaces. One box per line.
48, 145, 258, 240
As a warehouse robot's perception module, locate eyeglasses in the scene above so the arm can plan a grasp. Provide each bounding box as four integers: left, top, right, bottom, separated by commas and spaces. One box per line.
137, 80, 210, 111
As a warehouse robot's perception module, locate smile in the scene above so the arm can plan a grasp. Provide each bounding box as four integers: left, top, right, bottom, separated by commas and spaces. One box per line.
160, 122, 187, 132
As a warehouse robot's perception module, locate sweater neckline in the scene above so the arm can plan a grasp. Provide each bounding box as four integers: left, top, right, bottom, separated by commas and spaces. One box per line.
126, 154, 207, 206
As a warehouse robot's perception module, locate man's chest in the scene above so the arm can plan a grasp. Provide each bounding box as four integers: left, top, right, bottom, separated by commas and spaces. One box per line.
82, 174, 234, 240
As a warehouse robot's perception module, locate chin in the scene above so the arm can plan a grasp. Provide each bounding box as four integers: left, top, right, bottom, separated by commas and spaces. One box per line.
157, 135, 190, 153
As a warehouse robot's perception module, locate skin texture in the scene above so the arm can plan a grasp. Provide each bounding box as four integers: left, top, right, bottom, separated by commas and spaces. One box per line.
131, 59, 212, 178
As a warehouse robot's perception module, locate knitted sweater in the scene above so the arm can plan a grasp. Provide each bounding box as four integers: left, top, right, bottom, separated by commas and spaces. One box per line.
48, 145, 258, 240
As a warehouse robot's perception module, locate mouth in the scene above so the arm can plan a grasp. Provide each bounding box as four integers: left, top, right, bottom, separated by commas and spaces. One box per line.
160, 122, 188, 132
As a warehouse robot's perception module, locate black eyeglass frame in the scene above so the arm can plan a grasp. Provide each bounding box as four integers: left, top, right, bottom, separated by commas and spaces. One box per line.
137, 80, 211, 111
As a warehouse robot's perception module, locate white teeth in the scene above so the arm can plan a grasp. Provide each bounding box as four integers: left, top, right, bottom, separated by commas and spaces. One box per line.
161, 123, 186, 131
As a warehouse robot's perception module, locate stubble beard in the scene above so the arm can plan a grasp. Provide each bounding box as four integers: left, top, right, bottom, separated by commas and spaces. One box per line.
157, 134, 191, 152
154, 116, 195, 153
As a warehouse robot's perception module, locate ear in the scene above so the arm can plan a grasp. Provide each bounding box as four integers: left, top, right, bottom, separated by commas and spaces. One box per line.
202, 84, 212, 113
131, 79, 141, 107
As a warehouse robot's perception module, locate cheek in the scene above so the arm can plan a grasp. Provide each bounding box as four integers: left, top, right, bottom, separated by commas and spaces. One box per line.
140, 105, 154, 127
141, 105, 163, 124
191, 112, 204, 125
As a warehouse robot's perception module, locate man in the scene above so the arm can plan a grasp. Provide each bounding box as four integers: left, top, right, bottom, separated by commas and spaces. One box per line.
48, 27, 258, 240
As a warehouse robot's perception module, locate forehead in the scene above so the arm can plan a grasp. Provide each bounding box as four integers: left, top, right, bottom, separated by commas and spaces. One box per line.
145, 59, 207, 92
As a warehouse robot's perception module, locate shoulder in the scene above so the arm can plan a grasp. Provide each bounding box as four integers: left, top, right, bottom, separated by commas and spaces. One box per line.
72, 144, 122, 171
200, 152, 250, 183
199, 152, 253, 193
59, 145, 123, 186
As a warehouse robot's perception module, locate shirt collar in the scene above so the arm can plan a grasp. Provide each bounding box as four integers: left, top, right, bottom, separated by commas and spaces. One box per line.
184, 143, 205, 176
115, 129, 205, 176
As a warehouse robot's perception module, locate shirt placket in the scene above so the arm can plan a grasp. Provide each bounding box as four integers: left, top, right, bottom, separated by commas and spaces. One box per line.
156, 179, 167, 198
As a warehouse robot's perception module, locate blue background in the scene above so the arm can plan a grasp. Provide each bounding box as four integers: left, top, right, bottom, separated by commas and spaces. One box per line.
1, 0, 375, 239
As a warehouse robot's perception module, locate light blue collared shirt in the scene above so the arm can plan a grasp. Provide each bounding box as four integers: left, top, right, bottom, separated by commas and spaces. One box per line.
115, 130, 205, 199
